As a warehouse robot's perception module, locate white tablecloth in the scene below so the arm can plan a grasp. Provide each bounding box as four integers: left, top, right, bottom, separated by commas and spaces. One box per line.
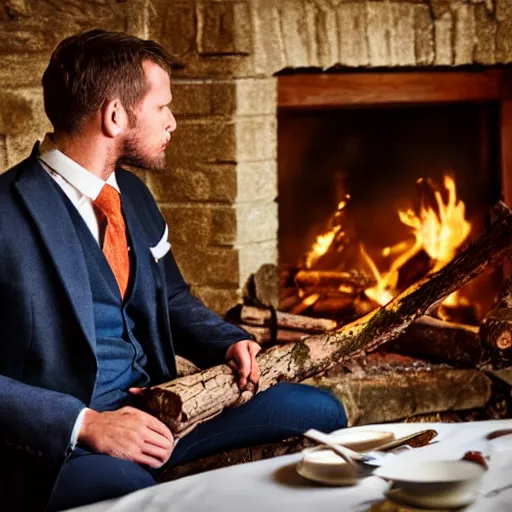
67, 420, 512, 512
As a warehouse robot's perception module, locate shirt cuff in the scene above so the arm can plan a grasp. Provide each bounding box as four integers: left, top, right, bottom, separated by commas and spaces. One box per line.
69, 407, 87, 451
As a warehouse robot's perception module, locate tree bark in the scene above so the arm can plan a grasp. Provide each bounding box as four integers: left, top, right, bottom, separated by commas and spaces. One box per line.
239, 305, 337, 332
481, 275, 512, 355
387, 316, 482, 367
143, 203, 512, 438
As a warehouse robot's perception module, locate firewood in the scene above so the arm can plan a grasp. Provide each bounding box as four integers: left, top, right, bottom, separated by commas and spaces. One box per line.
239, 305, 337, 333
289, 293, 320, 315
388, 316, 482, 367
143, 202, 512, 438
480, 275, 512, 355
237, 325, 309, 345
310, 296, 355, 316
294, 269, 374, 292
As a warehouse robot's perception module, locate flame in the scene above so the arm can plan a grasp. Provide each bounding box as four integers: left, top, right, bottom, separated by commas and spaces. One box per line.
304, 198, 350, 269
300, 174, 472, 318
363, 174, 471, 306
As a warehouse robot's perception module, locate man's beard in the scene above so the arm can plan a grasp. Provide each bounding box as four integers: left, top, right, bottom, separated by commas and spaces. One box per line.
117, 131, 166, 172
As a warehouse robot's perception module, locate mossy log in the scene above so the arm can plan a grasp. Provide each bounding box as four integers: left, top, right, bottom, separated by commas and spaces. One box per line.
143, 203, 512, 438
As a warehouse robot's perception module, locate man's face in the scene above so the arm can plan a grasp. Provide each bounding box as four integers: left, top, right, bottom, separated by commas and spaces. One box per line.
118, 60, 176, 172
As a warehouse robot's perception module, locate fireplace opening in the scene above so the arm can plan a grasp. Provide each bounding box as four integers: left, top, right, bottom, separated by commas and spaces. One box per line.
277, 70, 509, 326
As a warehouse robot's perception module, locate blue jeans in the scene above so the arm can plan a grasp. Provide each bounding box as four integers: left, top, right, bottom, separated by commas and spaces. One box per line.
48, 383, 346, 511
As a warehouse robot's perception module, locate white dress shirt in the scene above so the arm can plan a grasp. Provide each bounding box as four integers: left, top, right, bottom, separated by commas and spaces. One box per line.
37, 134, 122, 451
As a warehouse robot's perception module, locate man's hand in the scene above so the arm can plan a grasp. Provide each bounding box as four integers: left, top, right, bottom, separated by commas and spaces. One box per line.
78, 406, 174, 468
225, 340, 262, 390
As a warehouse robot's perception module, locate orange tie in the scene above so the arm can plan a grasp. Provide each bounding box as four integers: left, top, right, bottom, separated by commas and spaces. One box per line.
94, 184, 130, 299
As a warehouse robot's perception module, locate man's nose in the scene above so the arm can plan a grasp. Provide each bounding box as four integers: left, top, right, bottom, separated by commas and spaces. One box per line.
166, 109, 177, 133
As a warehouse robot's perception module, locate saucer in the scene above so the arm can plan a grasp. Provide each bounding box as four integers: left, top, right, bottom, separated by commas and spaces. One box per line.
385, 488, 476, 509
296, 450, 360, 486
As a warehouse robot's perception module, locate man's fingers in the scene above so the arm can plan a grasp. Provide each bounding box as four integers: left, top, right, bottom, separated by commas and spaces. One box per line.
237, 347, 252, 388
140, 441, 172, 464
128, 387, 144, 395
135, 452, 166, 469
144, 428, 174, 451
144, 413, 174, 444
248, 342, 261, 385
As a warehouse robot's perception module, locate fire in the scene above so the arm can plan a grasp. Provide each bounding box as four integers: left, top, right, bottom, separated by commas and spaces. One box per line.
304, 197, 350, 269
300, 174, 473, 316
363, 174, 471, 306
398, 176, 471, 272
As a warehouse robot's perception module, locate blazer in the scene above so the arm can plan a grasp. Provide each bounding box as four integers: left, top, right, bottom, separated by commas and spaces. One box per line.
0, 145, 251, 510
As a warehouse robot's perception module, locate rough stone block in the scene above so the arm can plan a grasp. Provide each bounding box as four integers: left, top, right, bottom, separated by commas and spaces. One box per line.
0, 87, 51, 168
161, 203, 237, 246
315, 5, 339, 69
235, 202, 278, 244
156, 0, 197, 57
497, 0, 512, 63
198, 1, 252, 56
235, 115, 277, 162
337, 4, 369, 67
236, 160, 277, 203
168, 118, 237, 165
474, 4, 497, 64
434, 11, 454, 65
391, 4, 416, 65
303, 2, 321, 67
237, 239, 278, 289
252, 2, 287, 76
280, 0, 310, 68
171, 80, 237, 117
429, 0, 452, 19
367, 3, 393, 67
454, 4, 476, 65
0, 53, 48, 88
172, 244, 240, 286
414, 5, 435, 65
236, 78, 277, 116
148, 163, 237, 203
189, 285, 242, 315
0, 135, 7, 173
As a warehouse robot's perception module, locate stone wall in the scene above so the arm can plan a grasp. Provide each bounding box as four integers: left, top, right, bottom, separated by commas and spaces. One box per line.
1, 0, 512, 312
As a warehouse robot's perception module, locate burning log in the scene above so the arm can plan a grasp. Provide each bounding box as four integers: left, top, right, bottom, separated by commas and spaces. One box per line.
143, 203, 512, 438
239, 305, 337, 332
480, 275, 512, 360
388, 316, 482, 367
294, 269, 374, 292
310, 295, 355, 316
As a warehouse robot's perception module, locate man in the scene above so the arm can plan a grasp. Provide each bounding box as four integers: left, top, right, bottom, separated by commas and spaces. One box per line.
0, 29, 347, 511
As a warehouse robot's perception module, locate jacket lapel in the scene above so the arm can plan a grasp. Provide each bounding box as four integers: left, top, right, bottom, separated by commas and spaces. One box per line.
14, 154, 96, 351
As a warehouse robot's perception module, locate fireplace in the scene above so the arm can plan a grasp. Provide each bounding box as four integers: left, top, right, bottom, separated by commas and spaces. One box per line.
277, 69, 512, 326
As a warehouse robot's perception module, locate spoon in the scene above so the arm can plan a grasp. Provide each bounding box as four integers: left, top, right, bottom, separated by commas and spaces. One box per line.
303, 429, 376, 467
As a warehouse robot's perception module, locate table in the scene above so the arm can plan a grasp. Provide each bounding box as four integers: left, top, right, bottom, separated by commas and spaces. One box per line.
67, 420, 512, 512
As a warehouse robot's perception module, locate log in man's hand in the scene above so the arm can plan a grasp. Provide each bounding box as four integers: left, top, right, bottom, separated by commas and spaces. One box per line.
78, 406, 175, 468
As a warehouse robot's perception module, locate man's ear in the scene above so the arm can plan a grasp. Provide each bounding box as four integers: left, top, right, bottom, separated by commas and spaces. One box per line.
101, 99, 128, 137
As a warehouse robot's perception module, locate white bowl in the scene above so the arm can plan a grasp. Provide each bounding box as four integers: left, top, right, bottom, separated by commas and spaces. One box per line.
374, 460, 486, 509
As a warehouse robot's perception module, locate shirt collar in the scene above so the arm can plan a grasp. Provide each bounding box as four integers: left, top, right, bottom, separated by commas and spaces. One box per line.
38, 134, 120, 201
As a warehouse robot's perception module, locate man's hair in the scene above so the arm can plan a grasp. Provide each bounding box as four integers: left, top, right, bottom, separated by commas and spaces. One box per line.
42, 29, 176, 134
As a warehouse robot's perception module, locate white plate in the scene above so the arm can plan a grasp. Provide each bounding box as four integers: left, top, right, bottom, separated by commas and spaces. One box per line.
386, 488, 477, 509
296, 459, 359, 486
326, 429, 395, 452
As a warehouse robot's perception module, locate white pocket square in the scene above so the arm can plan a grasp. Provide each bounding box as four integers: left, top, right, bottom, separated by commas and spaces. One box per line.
150, 225, 171, 261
